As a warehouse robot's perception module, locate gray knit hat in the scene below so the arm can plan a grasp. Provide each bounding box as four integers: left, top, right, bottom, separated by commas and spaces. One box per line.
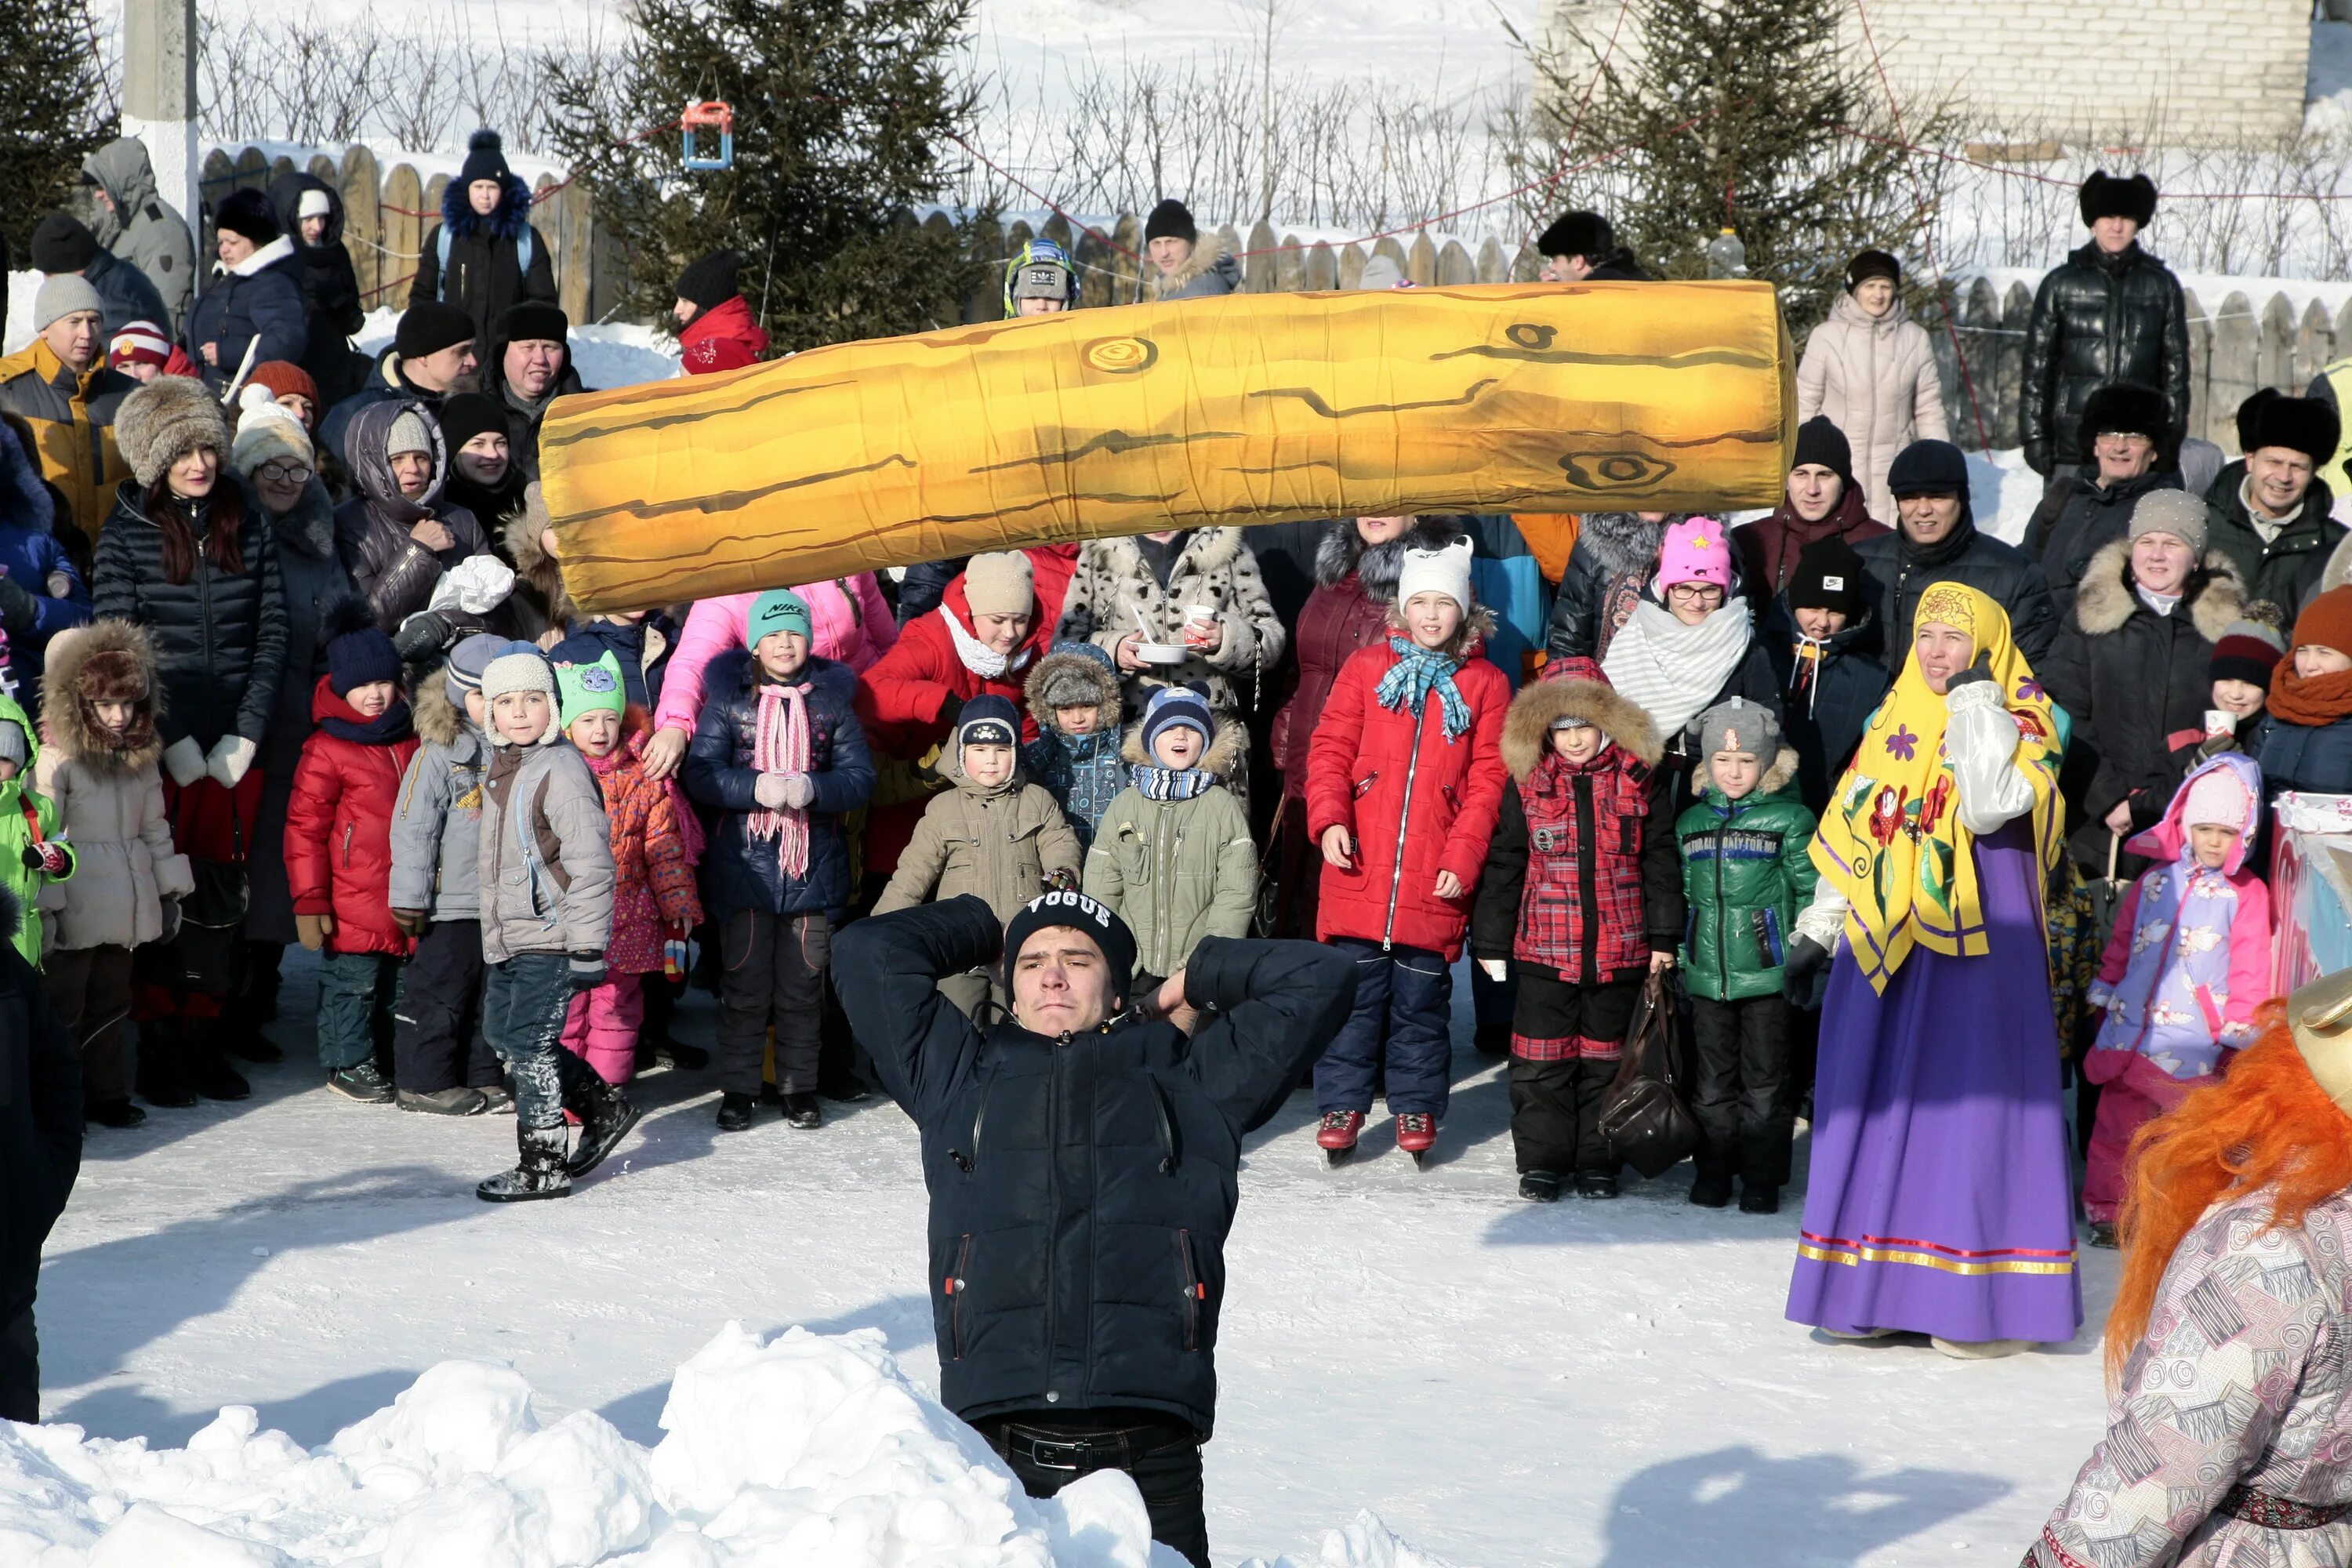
32, 274, 103, 332
0, 720, 28, 768
443, 632, 510, 705
2128, 488, 2210, 554
114, 375, 231, 487
1697, 697, 1780, 761
386, 408, 435, 459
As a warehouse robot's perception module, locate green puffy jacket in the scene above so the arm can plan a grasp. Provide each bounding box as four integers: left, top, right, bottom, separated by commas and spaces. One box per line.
1674, 750, 1819, 1003
1081, 721, 1258, 982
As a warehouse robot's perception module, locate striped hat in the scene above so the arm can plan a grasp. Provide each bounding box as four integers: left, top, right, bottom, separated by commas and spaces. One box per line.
107, 320, 172, 372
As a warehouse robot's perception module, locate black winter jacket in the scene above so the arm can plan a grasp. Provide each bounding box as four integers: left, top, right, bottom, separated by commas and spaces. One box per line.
836, 896, 1355, 1437
2256, 709, 2352, 801
332, 398, 496, 634
92, 481, 286, 750
2020, 241, 2190, 477
1759, 599, 1892, 814
2041, 543, 2246, 869
1853, 509, 2057, 672
183, 238, 308, 397
2024, 465, 2190, 625
267, 172, 369, 408
2204, 461, 2347, 622
481, 331, 586, 485
0, 889, 80, 1330
408, 174, 558, 355
684, 652, 875, 919
82, 249, 169, 339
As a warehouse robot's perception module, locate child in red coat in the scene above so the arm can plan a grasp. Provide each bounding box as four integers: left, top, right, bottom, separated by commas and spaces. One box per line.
1305, 536, 1509, 1163
285, 603, 420, 1102
557, 654, 702, 1083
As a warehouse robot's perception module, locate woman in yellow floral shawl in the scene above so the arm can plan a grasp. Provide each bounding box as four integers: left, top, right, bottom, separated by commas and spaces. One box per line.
1782, 581, 2083, 1358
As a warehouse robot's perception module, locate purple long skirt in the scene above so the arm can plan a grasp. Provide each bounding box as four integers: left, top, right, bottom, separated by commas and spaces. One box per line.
1784, 820, 2084, 1345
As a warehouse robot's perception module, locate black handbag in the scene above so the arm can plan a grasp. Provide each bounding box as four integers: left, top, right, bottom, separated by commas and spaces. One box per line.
1597, 971, 1703, 1179
140, 804, 250, 996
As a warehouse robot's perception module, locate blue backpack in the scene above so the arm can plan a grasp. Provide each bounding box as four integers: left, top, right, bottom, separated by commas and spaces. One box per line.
437, 224, 534, 299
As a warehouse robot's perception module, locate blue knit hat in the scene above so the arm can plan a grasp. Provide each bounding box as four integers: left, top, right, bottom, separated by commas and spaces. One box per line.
1140, 684, 1213, 757
323, 599, 401, 696
443, 632, 506, 705
956, 693, 1022, 757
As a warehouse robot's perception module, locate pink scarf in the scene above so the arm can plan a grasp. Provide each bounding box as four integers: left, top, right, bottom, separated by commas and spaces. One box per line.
749, 681, 812, 877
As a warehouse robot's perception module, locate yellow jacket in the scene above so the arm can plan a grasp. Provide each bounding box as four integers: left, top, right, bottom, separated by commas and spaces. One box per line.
0, 339, 134, 542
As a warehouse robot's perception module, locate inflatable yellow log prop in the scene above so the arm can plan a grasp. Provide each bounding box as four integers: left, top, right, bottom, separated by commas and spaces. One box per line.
540, 280, 1793, 612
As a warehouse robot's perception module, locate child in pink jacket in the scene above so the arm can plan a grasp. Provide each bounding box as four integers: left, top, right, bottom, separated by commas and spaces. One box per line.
652, 578, 897, 747
2078, 752, 2272, 1245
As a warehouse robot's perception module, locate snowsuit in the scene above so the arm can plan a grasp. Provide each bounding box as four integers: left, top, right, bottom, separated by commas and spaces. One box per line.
83, 139, 196, 334
834, 895, 1356, 1568
386, 678, 499, 1095
183, 238, 307, 397
1306, 635, 1509, 1120
408, 173, 559, 357
266, 172, 369, 408
1472, 666, 1680, 1177
2020, 241, 2192, 477
0, 693, 71, 969
285, 677, 419, 1072
684, 651, 874, 1097
2078, 755, 2272, 1225
1020, 645, 1127, 851
36, 621, 191, 1112
0, 885, 80, 1423
1675, 747, 1818, 1193
332, 399, 497, 636
564, 713, 702, 1083
1083, 719, 1256, 989
1796, 292, 1950, 522
0, 419, 92, 703
0, 340, 134, 545
1054, 528, 1285, 717
679, 296, 768, 375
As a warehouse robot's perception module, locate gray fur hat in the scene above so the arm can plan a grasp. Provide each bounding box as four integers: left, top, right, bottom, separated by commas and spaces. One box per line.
1697, 697, 1780, 760
114, 375, 231, 487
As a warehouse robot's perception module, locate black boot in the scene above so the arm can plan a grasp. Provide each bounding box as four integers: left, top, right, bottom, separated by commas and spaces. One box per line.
1519, 1171, 1561, 1203
1738, 1184, 1780, 1215
87, 1098, 147, 1129
1689, 1172, 1733, 1209
782, 1092, 822, 1130
564, 1069, 640, 1178
1576, 1170, 1620, 1200
184, 1017, 252, 1102
477, 1125, 572, 1202
715, 1091, 756, 1131
135, 1020, 197, 1109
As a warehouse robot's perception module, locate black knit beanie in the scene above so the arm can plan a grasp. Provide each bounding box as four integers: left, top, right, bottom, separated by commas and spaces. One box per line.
1144, 199, 1197, 245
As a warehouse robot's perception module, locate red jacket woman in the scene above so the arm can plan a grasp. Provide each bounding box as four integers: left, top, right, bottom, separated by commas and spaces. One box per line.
285, 675, 420, 956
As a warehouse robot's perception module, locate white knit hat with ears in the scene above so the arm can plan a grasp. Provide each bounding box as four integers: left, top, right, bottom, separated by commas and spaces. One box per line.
1395, 535, 1475, 614
481, 650, 561, 745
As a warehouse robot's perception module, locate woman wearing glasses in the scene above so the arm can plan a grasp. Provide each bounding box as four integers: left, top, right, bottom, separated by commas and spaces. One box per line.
230, 387, 357, 1045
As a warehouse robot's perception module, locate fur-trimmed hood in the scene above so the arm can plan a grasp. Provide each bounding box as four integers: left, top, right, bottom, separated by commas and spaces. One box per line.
1696, 744, 1801, 799
504, 485, 575, 632
1025, 644, 1122, 729
1501, 670, 1661, 782
2071, 539, 2246, 641
1576, 512, 1690, 582
1146, 233, 1239, 299
1313, 516, 1466, 593
1117, 708, 1248, 779
41, 619, 162, 773
412, 674, 484, 750
440, 170, 536, 243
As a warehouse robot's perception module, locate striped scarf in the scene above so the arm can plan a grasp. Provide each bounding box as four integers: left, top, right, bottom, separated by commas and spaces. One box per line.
1131, 764, 1217, 801
748, 681, 811, 878
1374, 637, 1471, 739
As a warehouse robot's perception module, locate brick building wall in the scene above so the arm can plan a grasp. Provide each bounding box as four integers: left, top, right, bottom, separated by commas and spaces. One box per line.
1543, 0, 2311, 148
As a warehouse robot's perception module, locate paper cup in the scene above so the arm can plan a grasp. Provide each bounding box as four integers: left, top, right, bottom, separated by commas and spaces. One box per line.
1181, 605, 1219, 648
2205, 709, 2234, 737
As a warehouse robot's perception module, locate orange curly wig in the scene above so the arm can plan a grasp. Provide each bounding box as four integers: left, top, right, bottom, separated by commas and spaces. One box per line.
2108, 1001, 2352, 1383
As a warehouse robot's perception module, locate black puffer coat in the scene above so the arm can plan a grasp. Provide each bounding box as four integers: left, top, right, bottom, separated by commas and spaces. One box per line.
267, 172, 369, 408
183, 238, 307, 397
1853, 506, 2057, 671
837, 895, 1354, 1437
1759, 598, 1892, 814
91, 480, 286, 750
2024, 465, 2190, 624
2020, 242, 2190, 476
2040, 540, 2245, 869
408, 173, 558, 354
250, 477, 358, 945
1542, 513, 1751, 662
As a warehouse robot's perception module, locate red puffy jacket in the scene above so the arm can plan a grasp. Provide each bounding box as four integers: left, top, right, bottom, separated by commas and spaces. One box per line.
285, 677, 422, 957
679, 296, 769, 375
1305, 641, 1509, 960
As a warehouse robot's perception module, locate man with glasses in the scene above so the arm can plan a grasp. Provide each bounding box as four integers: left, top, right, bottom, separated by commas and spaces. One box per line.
1856, 438, 2057, 671
2023, 382, 2193, 622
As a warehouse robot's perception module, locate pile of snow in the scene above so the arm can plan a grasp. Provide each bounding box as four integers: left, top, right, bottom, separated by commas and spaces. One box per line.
0, 1323, 1448, 1568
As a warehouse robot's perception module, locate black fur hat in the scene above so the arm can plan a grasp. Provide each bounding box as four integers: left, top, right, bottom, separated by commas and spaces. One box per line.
1537, 210, 1613, 263
2078, 170, 2157, 228
2238, 389, 2343, 465
2079, 382, 2170, 445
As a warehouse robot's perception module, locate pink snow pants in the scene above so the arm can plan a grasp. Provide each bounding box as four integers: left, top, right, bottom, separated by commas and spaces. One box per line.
561, 973, 644, 1085
2079, 1047, 2214, 1223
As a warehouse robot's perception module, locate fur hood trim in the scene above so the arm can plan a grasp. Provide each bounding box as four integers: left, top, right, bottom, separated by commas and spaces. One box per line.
1575, 513, 1688, 583
1313, 517, 1467, 593
505, 485, 575, 627
1149, 232, 1234, 295
2071, 540, 2245, 642
440, 170, 536, 243
1695, 744, 1802, 798
1501, 673, 1661, 781
1024, 645, 1123, 728
412, 676, 478, 749
212, 234, 297, 280
1117, 708, 1248, 779
41, 619, 163, 773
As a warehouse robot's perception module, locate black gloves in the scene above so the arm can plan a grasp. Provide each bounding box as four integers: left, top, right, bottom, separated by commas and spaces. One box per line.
1945, 652, 1995, 691
1782, 935, 1831, 1007
0, 574, 39, 638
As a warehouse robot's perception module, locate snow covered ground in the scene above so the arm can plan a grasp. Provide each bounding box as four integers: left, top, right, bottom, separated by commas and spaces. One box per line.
18, 948, 2119, 1566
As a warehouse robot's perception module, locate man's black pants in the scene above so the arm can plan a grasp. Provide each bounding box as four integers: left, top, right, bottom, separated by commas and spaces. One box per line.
976, 1411, 1209, 1567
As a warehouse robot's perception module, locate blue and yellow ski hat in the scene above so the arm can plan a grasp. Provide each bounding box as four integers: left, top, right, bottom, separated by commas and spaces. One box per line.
1004, 238, 1077, 317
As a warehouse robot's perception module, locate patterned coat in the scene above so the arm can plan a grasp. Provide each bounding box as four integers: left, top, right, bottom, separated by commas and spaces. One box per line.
2031, 1195, 2352, 1568
1054, 528, 1285, 715
585, 713, 702, 974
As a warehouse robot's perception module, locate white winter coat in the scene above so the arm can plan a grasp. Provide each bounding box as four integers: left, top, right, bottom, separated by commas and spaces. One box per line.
1796, 292, 1950, 523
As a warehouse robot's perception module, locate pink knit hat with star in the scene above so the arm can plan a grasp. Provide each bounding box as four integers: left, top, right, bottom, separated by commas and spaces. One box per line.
1656, 516, 1733, 590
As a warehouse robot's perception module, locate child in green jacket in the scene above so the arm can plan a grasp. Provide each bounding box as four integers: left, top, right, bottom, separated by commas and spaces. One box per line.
0, 691, 72, 968
1675, 698, 1817, 1216
1083, 686, 1256, 997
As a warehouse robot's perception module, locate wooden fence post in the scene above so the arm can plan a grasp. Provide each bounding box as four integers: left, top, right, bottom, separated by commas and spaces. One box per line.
1994, 281, 2031, 452
1112, 213, 1143, 305
1337, 242, 1366, 289
2259, 293, 2296, 393
1475, 238, 1507, 283
2208, 292, 2259, 451
1273, 234, 1304, 292
1437, 239, 1475, 285
339, 143, 382, 307
1304, 241, 1337, 291
1405, 231, 1436, 285
2297, 298, 2335, 393
381, 163, 424, 310
1245, 220, 1278, 292
2182, 290, 2212, 451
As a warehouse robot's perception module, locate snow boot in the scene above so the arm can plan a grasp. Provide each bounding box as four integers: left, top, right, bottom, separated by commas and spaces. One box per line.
135, 1020, 196, 1109
782, 1092, 822, 1130
398, 1086, 488, 1116
1931, 1338, 2033, 1360
185, 1019, 252, 1102
715, 1091, 757, 1132
1316, 1110, 1364, 1165
1394, 1112, 1436, 1167
87, 1098, 146, 1129
1519, 1171, 1561, 1203
1575, 1170, 1619, 1200
1689, 1172, 1733, 1209
565, 1076, 641, 1178
475, 1082, 514, 1115
328, 1062, 394, 1103
477, 1126, 572, 1202
1739, 1184, 1780, 1215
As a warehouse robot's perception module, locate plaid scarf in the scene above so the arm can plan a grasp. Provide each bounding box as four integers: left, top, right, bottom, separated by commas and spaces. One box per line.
1374, 637, 1471, 739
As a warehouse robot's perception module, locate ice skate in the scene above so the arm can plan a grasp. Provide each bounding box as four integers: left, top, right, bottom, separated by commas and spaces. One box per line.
1316, 1110, 1363, 1165
1393, 1112, 1435, 1167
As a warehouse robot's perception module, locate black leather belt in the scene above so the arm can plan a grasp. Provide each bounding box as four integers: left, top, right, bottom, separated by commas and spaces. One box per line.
2220, 1484, 2352, 1530
991, 1420, 1190, 1474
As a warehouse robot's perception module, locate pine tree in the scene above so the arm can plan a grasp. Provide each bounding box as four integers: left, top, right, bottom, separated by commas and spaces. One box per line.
546, 0, 992, 353
1525, 0, 1954, 335
0, 0, 114, 256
